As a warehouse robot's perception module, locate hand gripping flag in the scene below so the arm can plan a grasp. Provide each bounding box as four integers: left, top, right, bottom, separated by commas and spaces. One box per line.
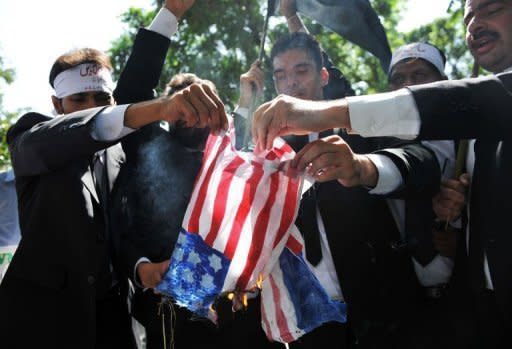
156, 127, 346, 343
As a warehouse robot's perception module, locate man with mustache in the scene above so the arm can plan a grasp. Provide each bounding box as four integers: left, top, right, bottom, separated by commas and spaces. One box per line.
252, 1, 512, 346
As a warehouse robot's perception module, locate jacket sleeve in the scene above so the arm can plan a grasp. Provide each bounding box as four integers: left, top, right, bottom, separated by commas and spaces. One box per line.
371, 137, 441, 199
410, 72, 512, 140
113, 28, 171, 105
7, 109, 113, 177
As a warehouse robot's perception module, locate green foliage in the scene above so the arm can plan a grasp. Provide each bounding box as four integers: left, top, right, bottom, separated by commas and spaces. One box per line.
109, 0, 472, 105
109, 1, 267, 110
0, 111, 18, 170
0, 55, 18, 170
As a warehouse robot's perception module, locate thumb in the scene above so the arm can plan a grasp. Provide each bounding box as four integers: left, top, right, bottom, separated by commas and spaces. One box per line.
459, 173, 470, 186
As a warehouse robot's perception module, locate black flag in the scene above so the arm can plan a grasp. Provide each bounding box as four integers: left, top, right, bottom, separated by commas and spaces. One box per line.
276, 0, 392, 71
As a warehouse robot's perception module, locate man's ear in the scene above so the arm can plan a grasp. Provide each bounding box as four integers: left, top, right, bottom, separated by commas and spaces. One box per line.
320, 67, 329, 87
51, 96, 64, 114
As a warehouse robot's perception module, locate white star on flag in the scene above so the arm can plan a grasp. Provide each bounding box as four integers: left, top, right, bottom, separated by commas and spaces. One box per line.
173, 248, 184, 262
200, 274, 215, 291
187, 251, 201, 266
208, 254, 223, 273
183, 268, 194, 284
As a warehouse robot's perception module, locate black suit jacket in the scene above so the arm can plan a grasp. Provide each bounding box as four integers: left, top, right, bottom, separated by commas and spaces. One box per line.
1, 108, 122, 348
286, 131, 439, 340
409, 71, 512, 323
0, 28, 170, 349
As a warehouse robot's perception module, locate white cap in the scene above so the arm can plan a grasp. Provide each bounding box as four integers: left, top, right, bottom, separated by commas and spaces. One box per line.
389, 43, 445, 76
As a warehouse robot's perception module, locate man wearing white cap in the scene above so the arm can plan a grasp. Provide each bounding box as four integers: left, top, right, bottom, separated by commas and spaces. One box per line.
387, 42, 472, 349
0, 1, 227, 348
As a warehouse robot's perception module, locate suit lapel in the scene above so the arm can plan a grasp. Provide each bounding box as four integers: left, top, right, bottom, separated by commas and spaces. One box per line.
81, 167, 100, 204
105, 144, 125, 193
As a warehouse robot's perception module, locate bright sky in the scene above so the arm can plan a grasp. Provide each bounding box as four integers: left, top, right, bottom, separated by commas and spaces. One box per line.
0, 0, 453, 114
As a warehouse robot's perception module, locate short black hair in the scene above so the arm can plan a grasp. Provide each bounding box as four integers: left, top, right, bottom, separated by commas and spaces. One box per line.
270, 32, 324, 71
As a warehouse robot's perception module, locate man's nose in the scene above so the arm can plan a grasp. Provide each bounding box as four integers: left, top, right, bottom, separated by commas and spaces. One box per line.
467, 15, 486, 39
84, 96, 102, 109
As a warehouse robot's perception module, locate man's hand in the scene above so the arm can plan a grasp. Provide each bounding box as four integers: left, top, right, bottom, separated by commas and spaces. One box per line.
432, 173, 470, 222
165, 0, 195, 19
160, 82, 227, 132
137, 260, 170, 289
252, 95, 350, 151
124, 81, 227, 133
433, 227, 457, 258
239, 60, 264, 107
280, 0, 297, 18
292, 135, 378, 187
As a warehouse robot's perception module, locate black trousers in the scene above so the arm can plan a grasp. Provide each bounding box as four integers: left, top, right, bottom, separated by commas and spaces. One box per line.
132, 290, 219, 349
289, 321, 350, 349
471, 289, 511, 349
95, 287, 136, 349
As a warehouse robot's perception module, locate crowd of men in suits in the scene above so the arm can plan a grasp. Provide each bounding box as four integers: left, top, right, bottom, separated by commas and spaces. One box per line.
1, 0, 511, 348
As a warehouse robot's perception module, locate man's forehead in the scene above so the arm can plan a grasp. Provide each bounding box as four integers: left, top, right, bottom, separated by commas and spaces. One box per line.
273, 49, 315, 68
465, 0, 507, 14
391, 58, 433, 73
67, 91, 111, 97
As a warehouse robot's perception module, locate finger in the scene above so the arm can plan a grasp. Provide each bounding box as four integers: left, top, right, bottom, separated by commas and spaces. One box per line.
202, 83, 228, 132
438, 187, 465, 205
266, 115, 282, 150
159, 260, 171, 274
441, 179, 467, 193
252, 101, 272, 151
308, 152, 343, 177
184, 89, 211, 128
295, 141, 340, 171
314, 166, 342, 182
175, 97, 200, 127
459, 173, 470, 186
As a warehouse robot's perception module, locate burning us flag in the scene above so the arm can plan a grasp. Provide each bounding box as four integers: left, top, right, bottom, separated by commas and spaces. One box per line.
156, 127, 346, 343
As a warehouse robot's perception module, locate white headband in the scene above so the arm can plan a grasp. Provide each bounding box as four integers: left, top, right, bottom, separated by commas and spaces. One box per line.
53, 63, 115, 98
389, 43, 445, 76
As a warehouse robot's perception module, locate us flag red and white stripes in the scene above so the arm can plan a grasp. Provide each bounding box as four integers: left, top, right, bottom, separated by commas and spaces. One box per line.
182, 128, 302, 292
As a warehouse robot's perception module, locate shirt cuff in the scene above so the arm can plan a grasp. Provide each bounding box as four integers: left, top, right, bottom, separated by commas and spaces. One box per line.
347, 89, 420, 139
91, 105, 135, 141
147, 7, 178, 39
233, 106, 249, 119
133, 257, 151, 288
366, 154, 403, 195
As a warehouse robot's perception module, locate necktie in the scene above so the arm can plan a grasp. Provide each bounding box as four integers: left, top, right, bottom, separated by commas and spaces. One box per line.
93, 153, 108, 208
297, 185, 323, 266
284, 134, 323, 266
405, 198, 437, 266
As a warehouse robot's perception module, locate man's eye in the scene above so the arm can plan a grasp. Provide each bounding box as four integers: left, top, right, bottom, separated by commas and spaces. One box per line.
390, 75, 404, 85
95, 94, 111, 102
274, 73, 286, 81
484, 4, 504, 17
